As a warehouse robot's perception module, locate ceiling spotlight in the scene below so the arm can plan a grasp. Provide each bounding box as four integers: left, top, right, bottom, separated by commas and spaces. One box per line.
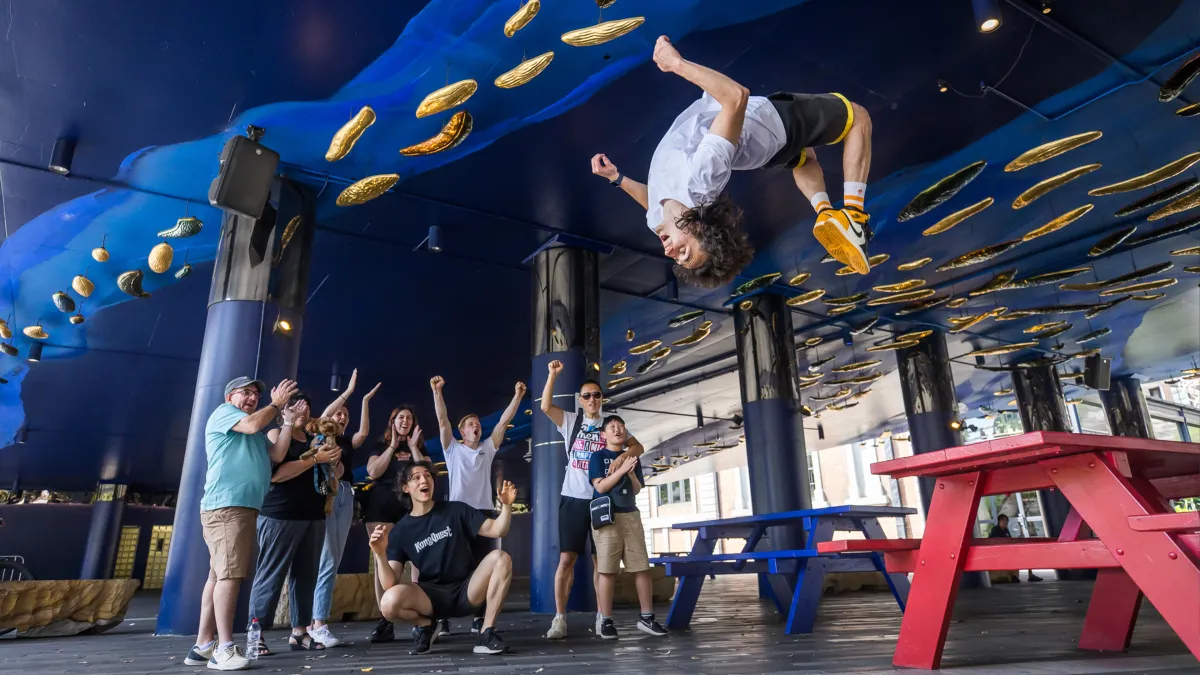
27, 342, 43, 363
949, 419, 964, 430
273, 314, 294, 337
972, 0, 1002, 32
428, 224, 442, 253
729, 413, 744, 428
49, 137, 76, 176
937, 79, 949, 93
1040, 0, 1052, 13
330, 369, 342, 392
817, 423, 825, 440
16, 426, 27, 444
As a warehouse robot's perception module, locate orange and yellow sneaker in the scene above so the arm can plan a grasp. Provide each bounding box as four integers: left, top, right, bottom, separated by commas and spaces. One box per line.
813, 207, 873, 275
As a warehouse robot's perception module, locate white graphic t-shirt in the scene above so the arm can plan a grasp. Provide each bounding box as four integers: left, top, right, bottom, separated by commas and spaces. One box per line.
444, 437, 498, 510
557, 410, 606, 500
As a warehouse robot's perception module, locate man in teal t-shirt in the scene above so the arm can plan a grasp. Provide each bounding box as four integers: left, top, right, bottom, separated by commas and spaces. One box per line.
186, 375, 296, 671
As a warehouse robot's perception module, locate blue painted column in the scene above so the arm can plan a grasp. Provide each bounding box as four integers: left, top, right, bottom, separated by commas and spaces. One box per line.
896, 332, 987, 588
79, 483, 127, 579
156, 179, 314, 636
733, 292, 809, 550
529, 244, 600, 614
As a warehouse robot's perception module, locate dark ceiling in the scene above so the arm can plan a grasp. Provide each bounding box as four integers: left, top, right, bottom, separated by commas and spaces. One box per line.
0, 0, 1197, 491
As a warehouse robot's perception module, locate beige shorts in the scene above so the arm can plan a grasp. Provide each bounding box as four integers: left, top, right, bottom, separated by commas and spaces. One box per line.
201, 507, 258, 580
592, 511, 649, 574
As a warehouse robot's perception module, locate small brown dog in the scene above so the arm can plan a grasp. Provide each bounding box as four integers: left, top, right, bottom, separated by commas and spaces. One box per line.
304, 417, 342, 514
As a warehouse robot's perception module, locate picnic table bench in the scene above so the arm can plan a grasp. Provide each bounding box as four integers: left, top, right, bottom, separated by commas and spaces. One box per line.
650, 505, 914, 634
816, 431, 1200, 669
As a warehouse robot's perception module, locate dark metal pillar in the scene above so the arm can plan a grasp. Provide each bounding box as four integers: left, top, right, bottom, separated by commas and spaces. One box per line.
79, 483, 127, 579
897, 332, 987, 588
1100, 376, 1152, 438
1012, 363, 1080, 580
733, 293, 809, 550
156, 180, 314, 636
529, 245, 600, 615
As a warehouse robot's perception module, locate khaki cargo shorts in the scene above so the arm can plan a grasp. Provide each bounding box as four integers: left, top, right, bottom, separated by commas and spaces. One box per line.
592, 511, 649, 575
200, 507, 258, 580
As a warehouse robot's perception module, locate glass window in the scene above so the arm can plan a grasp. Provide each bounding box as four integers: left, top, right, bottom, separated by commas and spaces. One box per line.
683, 479, 692, 502
1187, 424, 1200, 443
1148, 387, 1163, 400
657, 485, 668, 505
670, 481, 682, 503
1075, 401, 1110, 435
738, 467, 751, 510
1151, 417, 1184, 441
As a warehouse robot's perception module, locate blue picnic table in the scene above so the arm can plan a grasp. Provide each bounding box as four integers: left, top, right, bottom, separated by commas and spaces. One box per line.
649, 505, 914, 634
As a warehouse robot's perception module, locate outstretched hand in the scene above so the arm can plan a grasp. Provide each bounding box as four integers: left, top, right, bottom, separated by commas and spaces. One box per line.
496, 480, 517, 506
591, 154, 619, 181
270, 380, 298, 408
345, 368, 358, 394
653, 35, 683, 73
368, 523, 389, 554
363, 382, 382, 400
407, 425, 423, 453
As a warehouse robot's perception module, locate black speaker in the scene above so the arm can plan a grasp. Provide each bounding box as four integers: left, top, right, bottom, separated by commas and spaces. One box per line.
1084, 354, 1111, 391
208, 133, 279, 219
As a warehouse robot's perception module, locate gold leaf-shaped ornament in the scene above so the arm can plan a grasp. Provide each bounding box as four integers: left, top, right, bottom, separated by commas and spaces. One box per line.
494, 52, 554, 89
325, 106, 376, 162
1005, 131, 1103, 172
149, 241, 174, 273
504, 0, 540, 37
72, 274, 95, 298
415, 79, 478, 118
400, 111, 473, 156
561, 17, 645, 47
336, 174, 400, 207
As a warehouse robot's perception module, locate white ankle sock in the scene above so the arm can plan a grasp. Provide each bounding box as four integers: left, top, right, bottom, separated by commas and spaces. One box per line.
197, 640, 215, 651
844, 182, 867, 209
218, 641, 234, 651
810, 191, 832, 212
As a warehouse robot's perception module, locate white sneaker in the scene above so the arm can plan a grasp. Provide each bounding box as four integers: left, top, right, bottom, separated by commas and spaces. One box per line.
544, 614, 568, 639
207, 644, 250, 671
308, 625, 340, 648
184, 643, 214, 666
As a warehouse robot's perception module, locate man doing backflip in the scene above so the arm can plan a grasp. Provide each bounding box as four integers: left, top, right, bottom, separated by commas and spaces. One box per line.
371, 461, 517, 656
592, 35, 875, 282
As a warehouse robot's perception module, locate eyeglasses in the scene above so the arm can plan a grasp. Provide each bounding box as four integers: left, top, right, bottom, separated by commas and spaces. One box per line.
579, 392, 602, 400
234, 388, 259, 397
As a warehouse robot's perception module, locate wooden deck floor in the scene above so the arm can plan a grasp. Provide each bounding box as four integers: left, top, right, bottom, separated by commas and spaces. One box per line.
0, 577, 1194, 674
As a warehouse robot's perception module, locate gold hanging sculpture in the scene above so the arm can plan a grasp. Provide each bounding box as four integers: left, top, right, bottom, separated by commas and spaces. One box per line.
336, 174, 400, 206
1021, 204, 1094, 242
1005, 131, 1103, 172
1088, 152, 1200, 196
561, 16, 645, 47
326, 106, 376, 161
495, 52, 555, 89
400, 111, 474, 156
1011, 164, 1101, 209
415, 80, 478, 118
922, 198, 993, 236
149, 241, 174, 274
504, 0, 540, 38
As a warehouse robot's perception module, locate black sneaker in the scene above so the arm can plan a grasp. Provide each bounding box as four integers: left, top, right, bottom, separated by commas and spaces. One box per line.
409, 622, 437, 655
436, 618, 451, 637
471, 617, 484, 634
637, 616, 668, 637
599, 618, 618, 640
473, 627, 509, 655
368, 618, 394, 643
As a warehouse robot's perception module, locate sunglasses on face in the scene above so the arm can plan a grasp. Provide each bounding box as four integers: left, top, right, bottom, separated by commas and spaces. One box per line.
579, 392, 602, 400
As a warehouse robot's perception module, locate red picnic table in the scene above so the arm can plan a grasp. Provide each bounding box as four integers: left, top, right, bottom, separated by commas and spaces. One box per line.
817, 431, 1200, 670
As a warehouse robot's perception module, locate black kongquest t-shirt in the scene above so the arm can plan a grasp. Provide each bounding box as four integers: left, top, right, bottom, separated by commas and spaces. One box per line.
387, 501, 489, 585
260, 435, 327, 521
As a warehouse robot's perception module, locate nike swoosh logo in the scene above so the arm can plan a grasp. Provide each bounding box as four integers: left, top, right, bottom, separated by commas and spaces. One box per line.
849, 221, 864, 239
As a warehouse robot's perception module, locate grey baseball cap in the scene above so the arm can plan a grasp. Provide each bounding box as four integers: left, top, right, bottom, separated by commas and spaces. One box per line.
224, 376, 266, 398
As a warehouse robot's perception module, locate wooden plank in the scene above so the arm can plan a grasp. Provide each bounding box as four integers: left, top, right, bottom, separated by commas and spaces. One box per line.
819, 539, 922, 554
1151, 473, 1200, 499
883, 540, 1120, 574
981, 463, 1055, 494
659, 560, 801, 576
1128, 512, 1200, 533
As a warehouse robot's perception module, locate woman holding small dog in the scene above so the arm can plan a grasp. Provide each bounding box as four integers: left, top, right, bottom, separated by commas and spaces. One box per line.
248, 394, 344, 653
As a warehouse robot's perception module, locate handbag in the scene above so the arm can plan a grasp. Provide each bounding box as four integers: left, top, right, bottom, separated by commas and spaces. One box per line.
590, 494, 614, 529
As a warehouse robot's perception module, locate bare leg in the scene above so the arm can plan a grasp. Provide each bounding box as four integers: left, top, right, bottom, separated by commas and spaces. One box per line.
213, 578, 242, 645
841, 103, 872, 184
195, 569, 217, 646
791, 150, 828, 209
466, 550, 513, 629
596, 573, 616, 617
379, 583, 435, 626
553, 552, 578, 615
634, 571, 654, 614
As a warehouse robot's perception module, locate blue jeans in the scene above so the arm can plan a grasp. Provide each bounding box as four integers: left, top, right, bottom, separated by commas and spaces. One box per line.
312, 481, 354, 621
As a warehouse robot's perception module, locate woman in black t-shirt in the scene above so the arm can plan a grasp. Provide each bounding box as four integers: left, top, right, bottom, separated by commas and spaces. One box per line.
247, 395, 342, 653
362, 404, 426, 643
308, 369, 380, 647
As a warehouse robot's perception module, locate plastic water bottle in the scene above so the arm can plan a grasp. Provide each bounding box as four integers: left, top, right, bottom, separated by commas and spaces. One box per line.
246, 618, 261, 660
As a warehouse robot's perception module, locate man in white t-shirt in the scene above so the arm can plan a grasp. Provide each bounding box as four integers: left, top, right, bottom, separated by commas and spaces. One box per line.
538, 359, 645, 640
591, 35, 876, 283
430, 375, 526, 634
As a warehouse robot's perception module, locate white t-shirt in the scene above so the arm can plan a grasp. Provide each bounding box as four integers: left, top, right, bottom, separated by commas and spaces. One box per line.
556, 410, 607, 500
646, 93, 787, 232
444, 437, 498, 510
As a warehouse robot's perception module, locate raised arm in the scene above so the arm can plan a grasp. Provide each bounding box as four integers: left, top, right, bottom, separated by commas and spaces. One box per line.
321, 368, 357, 419
231, 379, 297, 435
271, 439, 341, 483
407, 425, 427, 463
591, 154, 648, 210
367, 524, 400, 591
477, 481, 516, 539
353, 382, 381, 449
266, 407, 296, 465
490, 381, 527, 449
591, 456, 637, 494
430, 376, 455, 450
653, 36, 748, 146
539, 360, 566, 428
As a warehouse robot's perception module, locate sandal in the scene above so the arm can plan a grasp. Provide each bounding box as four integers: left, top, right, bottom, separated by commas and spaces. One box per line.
255, 639, 273, 657
289, 634, 325, 651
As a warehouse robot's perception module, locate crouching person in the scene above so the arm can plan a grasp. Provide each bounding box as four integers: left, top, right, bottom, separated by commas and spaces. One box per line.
366, 460, 515, 656
588, 415, 668, 639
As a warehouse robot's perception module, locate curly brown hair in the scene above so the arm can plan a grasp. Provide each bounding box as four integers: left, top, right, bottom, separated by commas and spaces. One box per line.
671, 193, 755, 288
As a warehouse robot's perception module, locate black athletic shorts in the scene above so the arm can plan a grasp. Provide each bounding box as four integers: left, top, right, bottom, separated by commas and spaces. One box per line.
764, 92, 855, 169
418, 580, 478, 619
559, 496, 594, 555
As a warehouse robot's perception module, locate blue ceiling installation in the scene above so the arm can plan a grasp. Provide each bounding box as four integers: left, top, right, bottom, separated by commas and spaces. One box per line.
0, 0, 1198, 491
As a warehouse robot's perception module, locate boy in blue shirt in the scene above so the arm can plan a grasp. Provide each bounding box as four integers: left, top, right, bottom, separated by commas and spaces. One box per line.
588, 415, 668, 640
